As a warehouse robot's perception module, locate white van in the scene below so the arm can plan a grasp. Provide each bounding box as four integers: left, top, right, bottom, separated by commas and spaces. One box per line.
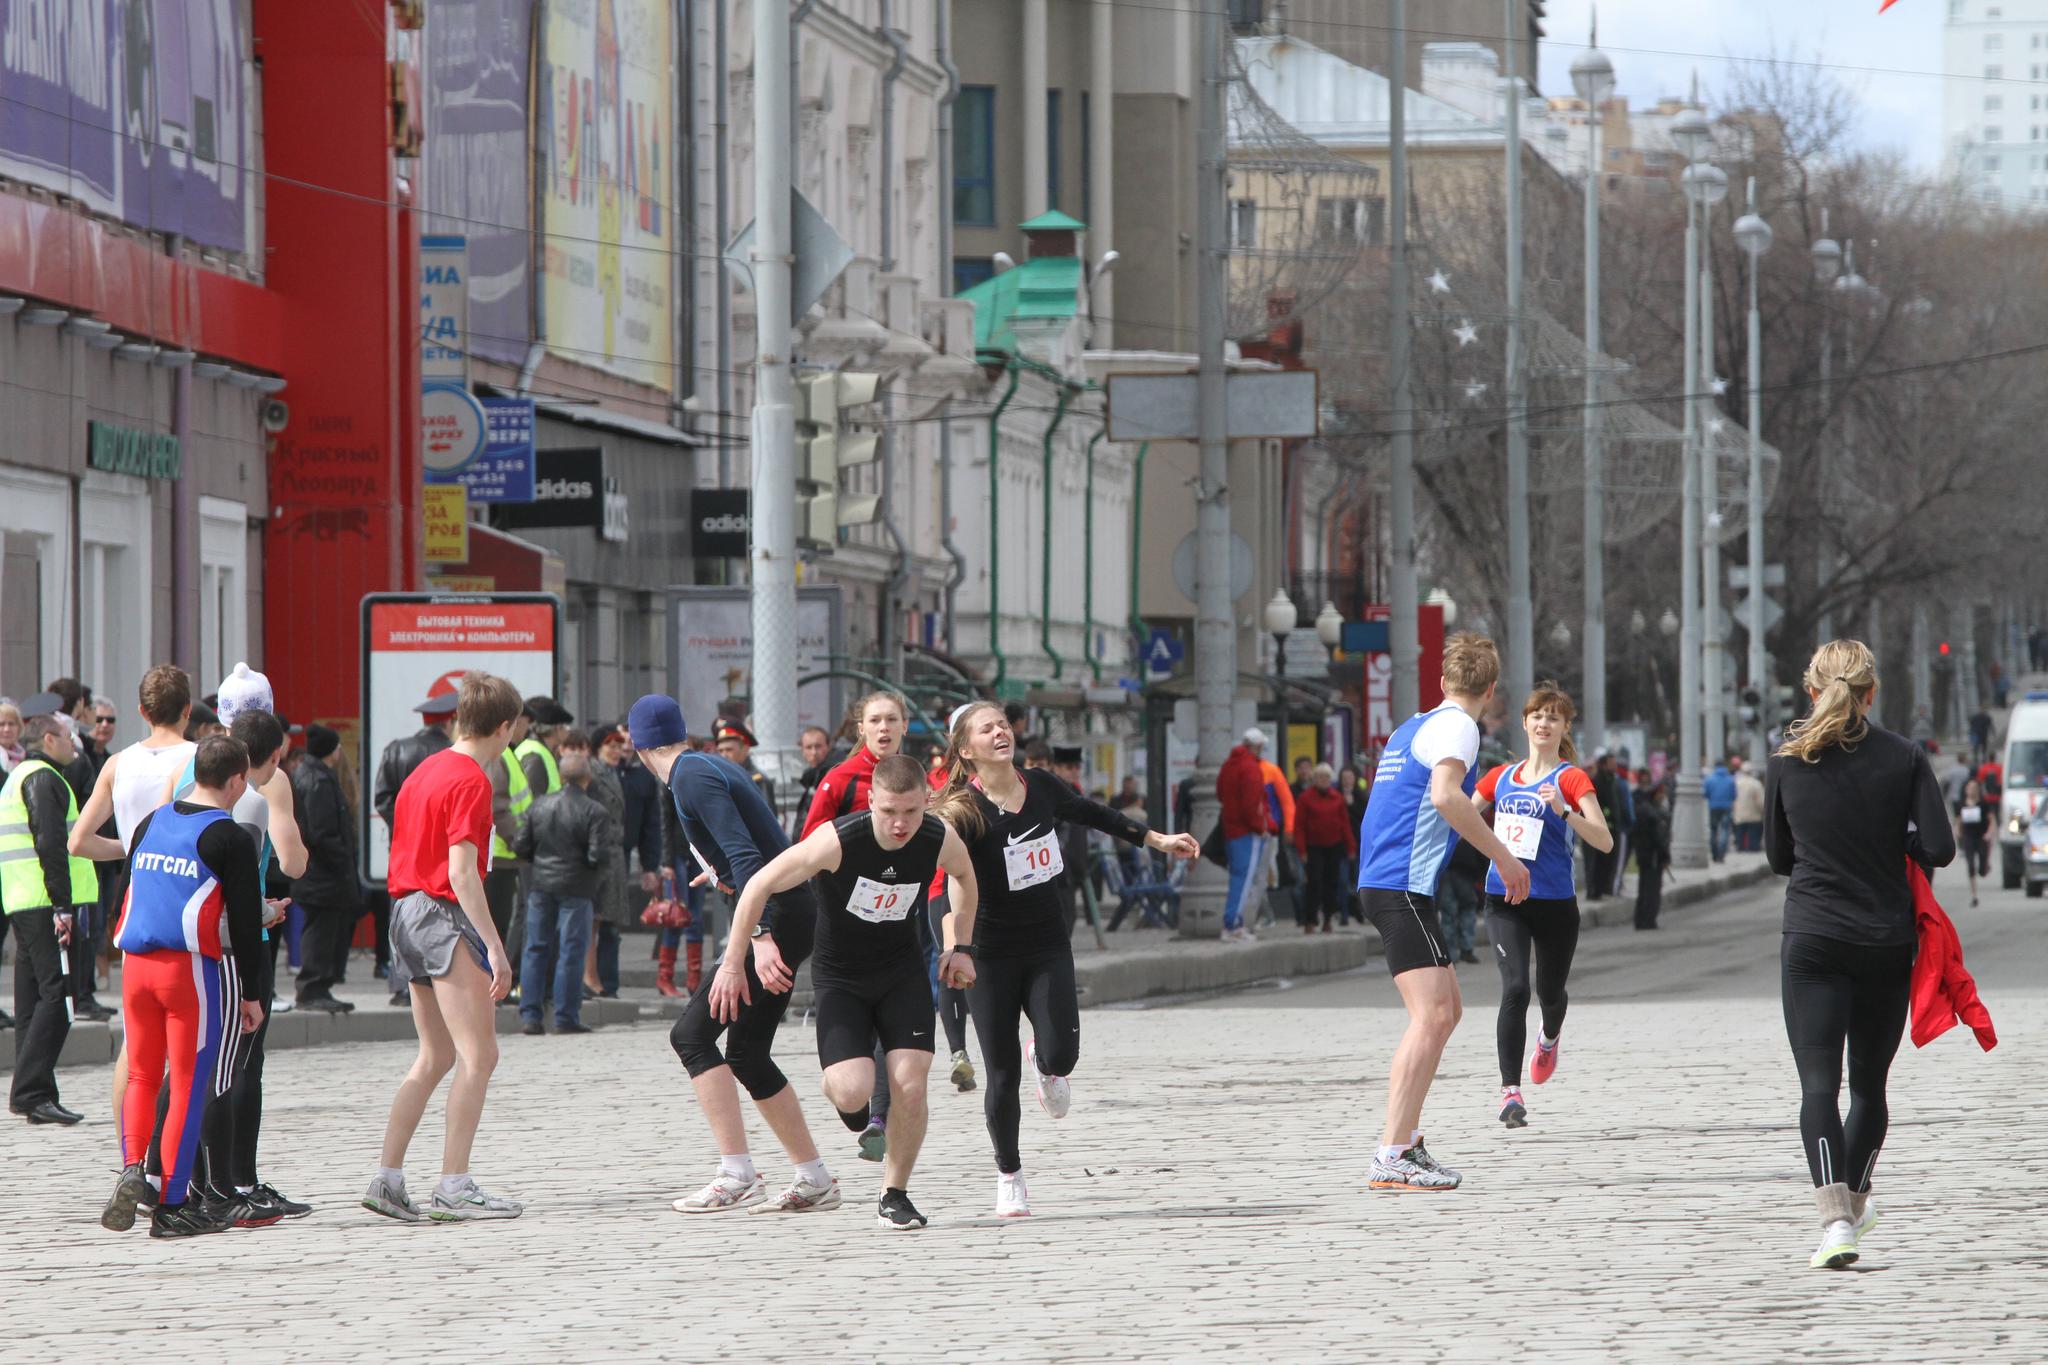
1999, 692, 2048, 887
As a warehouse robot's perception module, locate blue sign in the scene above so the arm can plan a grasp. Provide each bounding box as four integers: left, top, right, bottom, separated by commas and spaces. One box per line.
428, 397, 536, 503
1340, 620, 1390, 655
1144, 628, 1185, 675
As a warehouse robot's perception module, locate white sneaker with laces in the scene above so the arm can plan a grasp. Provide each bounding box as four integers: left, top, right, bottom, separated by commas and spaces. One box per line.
752, 1175, 842, 1214
673, 1171, 767, 1213
1811, 1219, 1860, 1269
995, 1171, 1031, 1219
1029, 1037, 1070, 1119
427, 1178, 523, 1221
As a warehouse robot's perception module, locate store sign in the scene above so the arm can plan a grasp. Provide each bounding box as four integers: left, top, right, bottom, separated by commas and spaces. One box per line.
420, 235, 468, 381
428, 397, 536, 504
87, 421, 181, 481
421, 383, 488, 474
691, 488, 749, 557
422, 483, 468, 563
493, 447, 607, 531
359, 593, 559, 881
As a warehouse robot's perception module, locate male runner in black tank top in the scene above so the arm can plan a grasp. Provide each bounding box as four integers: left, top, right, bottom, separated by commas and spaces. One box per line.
717, 754, 980, 1231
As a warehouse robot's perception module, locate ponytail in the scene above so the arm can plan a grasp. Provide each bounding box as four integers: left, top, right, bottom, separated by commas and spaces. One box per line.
1776, 640, 1877, 764
930, 702, 1003, 840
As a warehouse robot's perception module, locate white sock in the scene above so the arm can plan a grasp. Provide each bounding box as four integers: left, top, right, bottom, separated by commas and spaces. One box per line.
235, 1184, 255, 1195
1377, 1143, 1408, 1164
145, 1174, 163, 1193
1538, 1033, 1557, 1050
378, 1166, 405, 1189
719, 1153, 757, 1183
436, 1172, 471, 1198
795, 1158, 830, 1187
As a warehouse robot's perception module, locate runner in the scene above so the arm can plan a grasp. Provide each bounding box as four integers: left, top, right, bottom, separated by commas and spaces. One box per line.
626, 694, 835, 1217
362, 672, 525, 1224
1354, 634, 1529, 1192
931, 702, 1198, 1218
1471, 685, 1611, 1130
1953, 777, 1992, 909
100, 736, 267, 1238
715, 753, 980, 1230
1766, 639, 1953, 1269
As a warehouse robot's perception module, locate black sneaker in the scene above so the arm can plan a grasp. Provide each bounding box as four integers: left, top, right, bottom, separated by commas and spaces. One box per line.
876, 1188, 928, 1231
75, 997, 115, 1022
101, 1163, 155, 1232
233, 1187, 289, 1227
150, 1199, 230, 1239
522, 1019, 545, 1036
254, 1182, 313, 1218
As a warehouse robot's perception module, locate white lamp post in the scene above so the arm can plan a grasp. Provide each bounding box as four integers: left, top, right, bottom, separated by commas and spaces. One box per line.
1264, 590, 1299, 774
1314, 600, 1344, 653
1571, 25, 1616, 757
1810, 215, 1841, 642
1733, 181, 1774, 770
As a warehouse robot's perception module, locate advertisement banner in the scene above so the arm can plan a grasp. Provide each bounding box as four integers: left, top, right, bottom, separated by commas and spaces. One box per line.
421, 235, 470, 381
690, 488, 750, 558
493, 447, 605, 530
421, 0, 533, 368
669, 587, 842, 737
538, 0, 673, 390
429, 397, 537, 504
423, 484, 469, 563
360, 594, 560, 881
0, 0, 250, 252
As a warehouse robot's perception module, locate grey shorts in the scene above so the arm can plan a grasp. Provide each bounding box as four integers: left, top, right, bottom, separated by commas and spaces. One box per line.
390, 892, 492, 985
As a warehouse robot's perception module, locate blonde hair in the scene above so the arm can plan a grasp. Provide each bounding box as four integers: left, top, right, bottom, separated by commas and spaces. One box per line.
931, 701, 1005, 840
1776, 640, 1877, 764
1441, 633, 1501, 699
1522, 683, 1580, 764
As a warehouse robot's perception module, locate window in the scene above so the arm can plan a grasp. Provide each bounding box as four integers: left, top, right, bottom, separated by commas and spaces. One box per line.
953, 257, 996, 293
198, 496, 248, 695
1987, 126, 2004, 141
1987, 33, 2004, 49
1046, 90, 1061, 211
1314, 196, 1386, 245
1080, 92, 1092, 223
1229, 198, 1257, 248
2035, 32, 2043, 47
2034, 95, 2043, 109
1987, 64, 2004, 78
1228, 0, 1264, 31
79, 475, 152, 749
1987, 94, 2004, 111
1986, 154, 2002, 169
2034, 63, 2043, 78
954, 86, 996, 226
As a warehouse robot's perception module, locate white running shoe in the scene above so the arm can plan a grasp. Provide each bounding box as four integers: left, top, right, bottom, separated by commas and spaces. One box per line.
995, 1171, 1032, 1219
1029, 1037, 1070, 1119
1851, 1198, 1879, 1249
673, 1172, 768, 1213
426, 1178, 523, 1221
1368, 1148, 1460, 1192
950, 1050, 977, 1092
1810, 1219, 1860, 1269
360, 1175, 421, 1223
753, 1175, 842, 1214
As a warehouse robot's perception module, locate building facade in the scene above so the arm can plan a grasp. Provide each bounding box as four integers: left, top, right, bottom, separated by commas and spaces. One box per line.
1943, 0, 2048, 207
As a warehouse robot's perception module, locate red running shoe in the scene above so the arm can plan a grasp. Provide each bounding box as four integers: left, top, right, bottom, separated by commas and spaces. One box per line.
1529, 1038, 1560, 1086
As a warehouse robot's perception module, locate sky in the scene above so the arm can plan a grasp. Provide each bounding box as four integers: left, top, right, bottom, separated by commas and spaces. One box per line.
1535, 0, 1949, 169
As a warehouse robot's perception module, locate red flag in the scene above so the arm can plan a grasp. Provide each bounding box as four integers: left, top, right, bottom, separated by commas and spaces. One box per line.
1879, 0, 1901, 10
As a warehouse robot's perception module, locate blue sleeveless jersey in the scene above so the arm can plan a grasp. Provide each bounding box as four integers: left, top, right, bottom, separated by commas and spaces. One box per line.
1484, 761, 1580, 900
1357, 703, 1480, 895
117, 805, 234, 959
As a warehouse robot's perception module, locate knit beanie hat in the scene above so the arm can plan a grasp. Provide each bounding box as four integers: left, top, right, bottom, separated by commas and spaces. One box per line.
627, 694, 688, 750
305, 723, 341, 760
216, 662, 274, 723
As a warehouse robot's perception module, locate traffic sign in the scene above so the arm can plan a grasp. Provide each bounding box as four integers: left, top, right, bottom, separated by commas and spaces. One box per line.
1728, 593, 1784, 636
1144, 628, 1185, 676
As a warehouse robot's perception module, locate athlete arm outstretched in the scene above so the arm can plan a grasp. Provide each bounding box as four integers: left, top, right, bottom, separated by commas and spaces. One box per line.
68, 751, 125, 862
1430, 761, 1529, 902
1048, 778, 1201, 861
935, 826, 979, 989
710, 824, 842, 1023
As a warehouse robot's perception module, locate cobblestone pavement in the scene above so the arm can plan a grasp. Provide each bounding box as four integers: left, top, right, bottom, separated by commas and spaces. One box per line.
3, 870, 2042, 1363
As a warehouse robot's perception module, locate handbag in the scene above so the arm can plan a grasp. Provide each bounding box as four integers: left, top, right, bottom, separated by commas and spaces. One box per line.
1200, 823, 1229, 868
638, 875, 692, 930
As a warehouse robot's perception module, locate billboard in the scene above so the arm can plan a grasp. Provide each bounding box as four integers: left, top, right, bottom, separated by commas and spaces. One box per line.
360, 594, 560, 881
0, 0, 250, 252
669, 587, 843, 738
537, 0, 673, 390
421, 0, 533, 367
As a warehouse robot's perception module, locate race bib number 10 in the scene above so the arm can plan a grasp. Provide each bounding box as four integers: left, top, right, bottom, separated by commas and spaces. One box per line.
1003, 831, 1064, 891
847, 876, 916, 923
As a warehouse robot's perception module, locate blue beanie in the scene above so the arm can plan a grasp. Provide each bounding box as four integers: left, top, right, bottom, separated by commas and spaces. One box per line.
627, 694, 688, 750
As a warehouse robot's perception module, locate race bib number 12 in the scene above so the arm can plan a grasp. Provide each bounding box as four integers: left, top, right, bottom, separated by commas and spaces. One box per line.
1495, 812, 1544, 862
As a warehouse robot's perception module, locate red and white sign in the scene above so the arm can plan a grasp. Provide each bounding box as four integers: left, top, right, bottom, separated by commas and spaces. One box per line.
421, 384, 489, 474
360, 595, 559, 881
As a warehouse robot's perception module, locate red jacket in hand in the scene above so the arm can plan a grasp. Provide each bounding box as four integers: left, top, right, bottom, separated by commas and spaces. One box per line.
1293, 785, 1357, 857
1906, 861, 1996, 1051
1217, 745, 1270, 840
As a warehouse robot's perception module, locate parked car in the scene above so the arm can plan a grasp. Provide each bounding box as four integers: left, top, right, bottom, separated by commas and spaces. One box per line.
1999, 691, 2048, 889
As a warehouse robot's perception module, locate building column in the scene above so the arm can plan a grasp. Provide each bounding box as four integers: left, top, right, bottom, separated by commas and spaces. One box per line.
1089, 0, 1114, 346
1024, 0, 1049, 221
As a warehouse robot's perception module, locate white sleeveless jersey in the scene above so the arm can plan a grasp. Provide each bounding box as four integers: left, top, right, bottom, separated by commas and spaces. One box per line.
113, 740, 198, 853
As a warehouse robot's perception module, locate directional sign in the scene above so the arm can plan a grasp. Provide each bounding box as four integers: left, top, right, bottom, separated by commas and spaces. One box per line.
1144, 628, 1186, 676
1106, 370, 1321, 442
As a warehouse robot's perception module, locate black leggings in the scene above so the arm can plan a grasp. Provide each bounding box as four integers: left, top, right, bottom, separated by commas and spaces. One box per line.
966, 942, 1080, 1174
1488, 896, 1580, 1087
669, 894, 815, 1101
932, 896, 970, 1054
1781, 933, 1914, 1193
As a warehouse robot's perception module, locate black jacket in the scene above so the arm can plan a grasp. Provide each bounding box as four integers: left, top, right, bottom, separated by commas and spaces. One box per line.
511, 781, 612, 899
1631, 792, 1671, 872
291, 757, 360, 907
375, 726, 452, 828
614, 760, 664, 873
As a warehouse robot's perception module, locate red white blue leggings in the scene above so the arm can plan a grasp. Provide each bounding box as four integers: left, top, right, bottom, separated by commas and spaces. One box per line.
121, 949, 228, 1206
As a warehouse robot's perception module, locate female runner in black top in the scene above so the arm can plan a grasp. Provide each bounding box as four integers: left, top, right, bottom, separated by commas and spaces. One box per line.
931, 703, 1199, 1218
1765, 639, 1953, 1270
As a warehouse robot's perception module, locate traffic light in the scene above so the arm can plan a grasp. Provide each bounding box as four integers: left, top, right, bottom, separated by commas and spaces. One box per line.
796, 371, 882, 552
1774, 684, 1799, 720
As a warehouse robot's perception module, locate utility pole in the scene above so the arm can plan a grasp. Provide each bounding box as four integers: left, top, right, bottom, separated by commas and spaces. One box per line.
1388, 0, 1418, 722
1503, 0, 1534, 718
749, 0, 798, 770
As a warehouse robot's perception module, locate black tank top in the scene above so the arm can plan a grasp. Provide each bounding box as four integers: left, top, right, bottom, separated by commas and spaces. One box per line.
811, 811, 945, 980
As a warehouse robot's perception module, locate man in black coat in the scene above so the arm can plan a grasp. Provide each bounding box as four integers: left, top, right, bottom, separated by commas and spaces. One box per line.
292, 724, 361, 1011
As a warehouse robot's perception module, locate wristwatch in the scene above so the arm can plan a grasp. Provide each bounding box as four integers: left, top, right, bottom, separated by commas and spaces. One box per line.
948, 944, 977, 959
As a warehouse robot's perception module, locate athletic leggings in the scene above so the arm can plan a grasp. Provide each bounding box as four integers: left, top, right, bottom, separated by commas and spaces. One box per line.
966, 941, 1080, 1174
1487, 896, 1581, 1088
668, 894, 815, 1101
932, 896, 970, 1055
1781, 933, 1914, 1193
123, 949, 227, 1206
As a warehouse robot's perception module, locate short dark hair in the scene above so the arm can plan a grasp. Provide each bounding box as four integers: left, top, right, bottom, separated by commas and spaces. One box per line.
230, 709, 285, 768
871, 754, 926, 796
557, 728, 591, 751
45, 677, 89, 713
193, 736, 250, 790
458, 673, 524, 739
1023, 739, 1053, 766
139, 664, 192, 727
23, 715, 68, 747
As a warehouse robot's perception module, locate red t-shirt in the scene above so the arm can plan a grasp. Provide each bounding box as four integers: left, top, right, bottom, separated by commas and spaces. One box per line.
387, 747, 495, 900
1474, 761, 1595, 809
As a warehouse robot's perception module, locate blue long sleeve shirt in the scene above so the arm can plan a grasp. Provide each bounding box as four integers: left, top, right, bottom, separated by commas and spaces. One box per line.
663, 751, 790, 915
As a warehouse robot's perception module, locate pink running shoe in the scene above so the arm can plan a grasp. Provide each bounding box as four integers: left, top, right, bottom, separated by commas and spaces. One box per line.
1529, 1038, 1560, 1086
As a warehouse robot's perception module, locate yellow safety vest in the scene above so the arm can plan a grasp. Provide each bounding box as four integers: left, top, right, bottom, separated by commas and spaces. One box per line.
515, 737, 562, 794
0, 758, 98, 911
492, 751, 532, 863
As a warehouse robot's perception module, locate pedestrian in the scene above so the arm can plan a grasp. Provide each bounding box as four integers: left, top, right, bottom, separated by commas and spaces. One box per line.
291, 724, 361, 1012
1257, 749, 1298, 930
1434, 835, 1487, 965
85, 700, 118, 776
792, 725, 834, 839
1703, 757, 1736, 863
512, 728, 611, 1036
0, 701, 24, 772
70, 697, 123, 1021
373, 689, 459, 1002
931, 702, 1199, 1218
1632, 773, 1671, 930
717, 753, 982, 1227
1766, 639, 1954, 1269
714, 718, 775, 810
1954, 777, 1994, 907
1354, 634, 1529, 1192
1293, 763, 1356, 933
1733, 761, 1766, 854
4, 710, 97, 1125
1475, 684, 1612, 1131
584, 727, 636, 1000
505, 697, 572, 992
362, 672, 525, 1224
1290, 755, 1313, 797
1110, 775, 1144, 812
1909, 703, 1935, 749
1340, 763, 1367, 886
1216, 728, 1272, 942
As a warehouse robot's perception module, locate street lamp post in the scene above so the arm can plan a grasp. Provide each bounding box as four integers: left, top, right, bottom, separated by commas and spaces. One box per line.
1572, 25, 1616, 756
1733, 181, 1774, 770
1809, 214, 1841, 644
1265, 590, 1299, 777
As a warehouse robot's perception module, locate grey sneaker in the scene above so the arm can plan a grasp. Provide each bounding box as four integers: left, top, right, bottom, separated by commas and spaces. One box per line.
672, 1171, 768, 1213
427, 1178, 524, 1221
1368, 1148, 1461, 1192
361, 1175, 422, 1223
1408, 1136, 1463, 1187
752, 1175, 842, 1214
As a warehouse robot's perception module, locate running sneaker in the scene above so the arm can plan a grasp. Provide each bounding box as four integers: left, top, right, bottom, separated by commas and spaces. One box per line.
752, 1175, 842, 1214
950, 1049, 978, 1092
1409, 1136, 1464, 1187
1498, 1087, 1528, 1129
223, 1189, 284, 1229
361, 1175, 422, 1223
876, 1188, 929, 1230
672, 1172, 768, 1214
858, 1120, 888, 1163
1029, 1037, 1071, 1119
1530, 1037, 1561, 1086
150, 1199, 230, 1239
1369, 1147, 1460, 1192
1810, 1219, 1860, 1269
101, 1163, 155, 1233
1850, 1198, 1879, 1250
995, 1171, 1031, 1219
254, 1182, 313, 1218
428, 1178, 524, 1222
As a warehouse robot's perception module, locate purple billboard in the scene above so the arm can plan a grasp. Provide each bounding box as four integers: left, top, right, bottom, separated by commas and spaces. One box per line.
421, 0, 533, 368
0, 0, 250, 252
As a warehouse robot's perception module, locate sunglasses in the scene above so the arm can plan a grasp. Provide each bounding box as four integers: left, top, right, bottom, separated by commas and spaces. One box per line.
93, 716, 117, 726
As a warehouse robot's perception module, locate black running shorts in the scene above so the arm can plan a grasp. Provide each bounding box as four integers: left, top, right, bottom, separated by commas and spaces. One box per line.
814, 964, 936, 1068
1358, 887, 1454, 976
